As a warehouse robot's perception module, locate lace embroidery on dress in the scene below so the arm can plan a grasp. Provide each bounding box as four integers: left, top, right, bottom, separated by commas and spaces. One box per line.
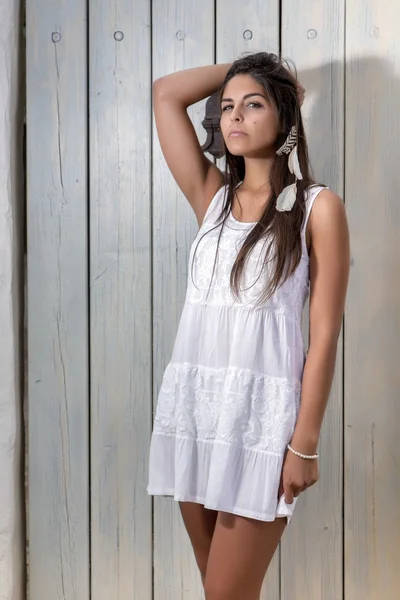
187, 186, 313, 316
154, 363, 302, 454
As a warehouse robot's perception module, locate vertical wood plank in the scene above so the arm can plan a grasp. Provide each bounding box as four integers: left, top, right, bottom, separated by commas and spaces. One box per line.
215, 5, 281, 598
345, 1, 400, 597
0, 1, 25, 599
26, 2, 89, 599
280, 2, 345, 599
89, 0, 152, 598
152, 0, 214, 597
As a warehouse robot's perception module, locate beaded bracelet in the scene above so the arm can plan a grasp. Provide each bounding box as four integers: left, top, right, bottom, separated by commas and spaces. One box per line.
287, 443, 319, 460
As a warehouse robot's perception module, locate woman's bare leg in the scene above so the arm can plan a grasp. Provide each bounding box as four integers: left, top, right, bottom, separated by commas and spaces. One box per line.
179, 502, 218, 582
204, 511, 287, 600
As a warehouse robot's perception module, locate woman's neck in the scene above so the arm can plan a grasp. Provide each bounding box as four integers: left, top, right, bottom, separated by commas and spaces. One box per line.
241, 156, 274, 194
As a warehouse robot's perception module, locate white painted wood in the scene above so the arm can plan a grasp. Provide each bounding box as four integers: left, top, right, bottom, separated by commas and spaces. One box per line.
217, 0, 279, 58
280, 3, 344, 599
89, 1, 152, 598
152, 0, 214, 597
215, 3, 281, 598
0, 1, 24, 599
26, 2, 89, 599
24, 2, 400, 598
345, 1, 400, 597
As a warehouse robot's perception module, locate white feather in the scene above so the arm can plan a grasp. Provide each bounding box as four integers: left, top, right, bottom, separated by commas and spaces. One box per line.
276, 183, 297, 212
288, 145, 303, 180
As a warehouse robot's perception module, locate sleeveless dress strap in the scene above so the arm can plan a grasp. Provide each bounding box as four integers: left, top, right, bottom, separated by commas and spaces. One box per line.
202, 182, 328, 234
302, 184, 329, 236
202, 184, 228, 225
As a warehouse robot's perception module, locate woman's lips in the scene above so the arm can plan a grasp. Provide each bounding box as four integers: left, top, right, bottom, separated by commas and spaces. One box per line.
229, 130, 247, 137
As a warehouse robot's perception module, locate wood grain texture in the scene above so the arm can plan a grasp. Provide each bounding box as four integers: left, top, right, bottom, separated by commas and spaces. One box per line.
152, 0, 214, 598
25, 2, 400, 599
89, 1, 152, 598
215, 3, 281, 598
26, 2, 89, 599
0, 2, 24, 599
345, 1, 400, 597
280, 3, 345, 599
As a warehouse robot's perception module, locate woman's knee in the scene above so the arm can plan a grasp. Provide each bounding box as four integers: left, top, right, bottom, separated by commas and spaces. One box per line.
204, 576, 257, 600
204, 577, 228, 600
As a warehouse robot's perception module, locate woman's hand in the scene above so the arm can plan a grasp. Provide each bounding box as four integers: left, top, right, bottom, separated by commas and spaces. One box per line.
278, 449, 319, 504
296, 81, 306, 107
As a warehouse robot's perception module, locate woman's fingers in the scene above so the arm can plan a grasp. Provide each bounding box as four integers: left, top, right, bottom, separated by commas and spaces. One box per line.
283, 480, 308, 504
283, 480, 294, 504
296, 81, 306, 106
278, 477, 284, 499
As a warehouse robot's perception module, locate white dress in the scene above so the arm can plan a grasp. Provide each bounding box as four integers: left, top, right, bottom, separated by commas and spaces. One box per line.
147, 183, 327, 523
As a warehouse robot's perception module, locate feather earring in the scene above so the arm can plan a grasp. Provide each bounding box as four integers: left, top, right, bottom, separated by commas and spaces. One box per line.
275, 125, 303, 212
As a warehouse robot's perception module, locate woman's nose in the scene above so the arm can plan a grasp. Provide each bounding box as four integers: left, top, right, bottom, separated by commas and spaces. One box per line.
230, 110, 243, 122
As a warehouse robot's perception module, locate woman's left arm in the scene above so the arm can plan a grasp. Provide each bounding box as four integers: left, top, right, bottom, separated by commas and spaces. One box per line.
281, 189, 350, 504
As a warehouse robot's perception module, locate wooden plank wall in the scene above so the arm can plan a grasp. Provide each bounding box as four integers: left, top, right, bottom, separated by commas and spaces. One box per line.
345, 1, 400, 597
26, 0, 400, 598
280, 2, 345, 599
89, 1, 152, 599
26, 1, 90, 598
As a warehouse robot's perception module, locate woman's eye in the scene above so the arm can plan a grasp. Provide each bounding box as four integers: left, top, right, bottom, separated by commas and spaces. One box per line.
221, 102, 262, 112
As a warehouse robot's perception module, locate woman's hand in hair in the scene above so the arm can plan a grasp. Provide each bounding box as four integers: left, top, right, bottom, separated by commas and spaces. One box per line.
296, 80, 306, 107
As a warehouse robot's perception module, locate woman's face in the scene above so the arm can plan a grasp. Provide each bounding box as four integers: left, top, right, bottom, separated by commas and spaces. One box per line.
220, 74, 281, 158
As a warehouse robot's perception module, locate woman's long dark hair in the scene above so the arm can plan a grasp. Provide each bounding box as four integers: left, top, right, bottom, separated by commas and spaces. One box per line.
191, 52, 324, 306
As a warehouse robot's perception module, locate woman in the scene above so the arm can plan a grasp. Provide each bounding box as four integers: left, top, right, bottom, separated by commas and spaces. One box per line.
147, 52, 350, 600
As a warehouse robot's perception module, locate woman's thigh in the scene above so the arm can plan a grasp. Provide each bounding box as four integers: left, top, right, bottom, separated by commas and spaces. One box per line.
204, 511, 287, 600
179, 502, 218, 581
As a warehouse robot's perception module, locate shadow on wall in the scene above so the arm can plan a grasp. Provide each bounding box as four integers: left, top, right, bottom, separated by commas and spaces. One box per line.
302, 55, 400, 396
302, 55, 400, 588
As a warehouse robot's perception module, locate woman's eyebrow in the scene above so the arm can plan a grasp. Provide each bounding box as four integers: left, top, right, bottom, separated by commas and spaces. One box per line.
221, 93, 268, 103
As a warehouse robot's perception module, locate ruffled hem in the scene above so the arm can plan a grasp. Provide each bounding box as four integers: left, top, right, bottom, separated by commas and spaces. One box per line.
147, 432, 297, 525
